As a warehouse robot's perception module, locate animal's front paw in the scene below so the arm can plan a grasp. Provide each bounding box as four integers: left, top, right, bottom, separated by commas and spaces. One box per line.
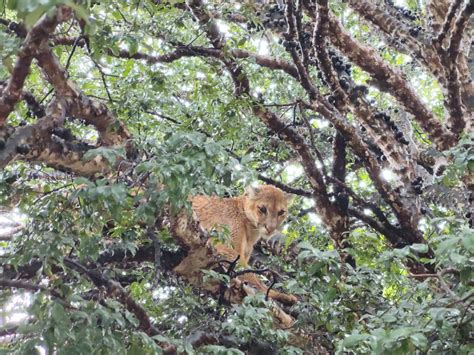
267, 233, 287, 254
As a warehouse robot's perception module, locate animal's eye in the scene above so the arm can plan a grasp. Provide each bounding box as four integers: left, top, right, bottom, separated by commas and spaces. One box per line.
278, 209, 286, 216
258, 206, 267, 214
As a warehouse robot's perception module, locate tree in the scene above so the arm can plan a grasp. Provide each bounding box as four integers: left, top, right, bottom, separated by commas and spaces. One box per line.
0, 0, 472, 353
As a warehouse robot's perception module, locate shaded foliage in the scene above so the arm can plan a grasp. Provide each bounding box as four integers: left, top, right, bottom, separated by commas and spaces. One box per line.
0, 0, 472, 353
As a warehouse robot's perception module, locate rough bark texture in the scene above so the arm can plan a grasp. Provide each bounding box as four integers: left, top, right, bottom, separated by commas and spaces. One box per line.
0, 7, 72, 123
1, 2, 471, 351
325, 13, 456, 150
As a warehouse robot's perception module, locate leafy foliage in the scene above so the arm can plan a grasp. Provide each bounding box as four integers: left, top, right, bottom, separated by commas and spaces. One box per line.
0, 0, 472, 354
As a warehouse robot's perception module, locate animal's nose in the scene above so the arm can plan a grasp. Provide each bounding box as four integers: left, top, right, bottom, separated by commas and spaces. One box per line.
265, 225, 274, 234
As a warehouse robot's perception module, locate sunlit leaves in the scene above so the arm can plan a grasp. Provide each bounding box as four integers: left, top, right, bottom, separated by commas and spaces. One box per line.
6, 0, 89, 29
82, 146, 126, 167
1, 0, 472, 353
223, 295, 290, 346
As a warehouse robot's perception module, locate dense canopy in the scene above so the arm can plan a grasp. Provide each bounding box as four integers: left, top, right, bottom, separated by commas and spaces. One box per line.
0, 0, 473, 353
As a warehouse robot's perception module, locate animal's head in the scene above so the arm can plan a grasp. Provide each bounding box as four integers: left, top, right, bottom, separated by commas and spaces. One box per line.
242, 185, 292, 239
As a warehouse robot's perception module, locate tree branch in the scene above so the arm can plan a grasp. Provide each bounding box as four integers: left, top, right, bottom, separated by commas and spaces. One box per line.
0, 278, 48, 292
435, 0, 464, 45
0, 6, 72, 124
63, 257, 176, 354
34, 47, 131, 146
257, 174, 313, 197
442, 1, 474, 135
345, 0, 444, 85
321, 10, 456, 150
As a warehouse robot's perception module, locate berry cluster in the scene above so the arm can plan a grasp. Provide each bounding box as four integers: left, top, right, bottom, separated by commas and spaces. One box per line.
328, 50, 352, 75
350, 85, 369, 101
396, 8, 419, 21
281, 39, 298, 50
280, 31, 312, 56
261, 4, 286, 30
299, 31, 312, 50
386, 1, 420, 21
411, 176, 423, 194
365, 140, 386, 162
316, 51, 352, 90
373, 111, 409, 145
468, 194, 473, 228
339, 78, 350, 90
409, 26, 423, 37
246, 21, 264, 32
16, 144, 30, 155
52, 127, 74, 141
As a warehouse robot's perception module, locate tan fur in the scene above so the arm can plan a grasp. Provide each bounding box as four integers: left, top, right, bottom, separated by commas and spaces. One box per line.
190, 185, 297, 305
190, 185, 291, 266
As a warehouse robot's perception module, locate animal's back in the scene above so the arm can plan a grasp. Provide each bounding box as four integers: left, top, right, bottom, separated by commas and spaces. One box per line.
190, 195, 245, 234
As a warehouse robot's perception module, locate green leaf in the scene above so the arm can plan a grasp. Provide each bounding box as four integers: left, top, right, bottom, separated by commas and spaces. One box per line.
410, 333, 428, 349
124, 311, 140, 327
51, 303, 67, 324
200, 345, 245, 354
390, 327, 413, 340
67, 2, 89, 22
82, 146, 126, 166
462, 234, 474, 252
202, 269, 230, 284
341, 333, 369, 347
410, 243, 428, 253
450, 252, 467, 264
24, 6, 48, 28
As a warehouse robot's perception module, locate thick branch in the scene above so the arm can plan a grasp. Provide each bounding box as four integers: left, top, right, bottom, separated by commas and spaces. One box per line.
0, 98, 67, 169
284, 0, 318, 100
345, 0, 444, 85
0, 278, 66, 302
324, 12, 457, 150
21, 136, 111, 175
34, 48, 130, 146
347, 207, 404, 247
448, 2, 474, 62
63, 257, 176, 354
435, 0, 464, 45
313, 0, 347, 108
442, 1, 474, 135
0, 99, 112, 175
0, 7, 72, 124
0, 278, 48, 292
309, 1, 416, 183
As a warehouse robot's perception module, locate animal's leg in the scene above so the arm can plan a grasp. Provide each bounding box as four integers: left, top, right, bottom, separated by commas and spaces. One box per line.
237, 272, 298, 306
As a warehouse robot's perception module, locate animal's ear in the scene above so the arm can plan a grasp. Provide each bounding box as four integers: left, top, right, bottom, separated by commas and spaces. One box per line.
244, 186, 261, 199
285, 192, 294, 204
